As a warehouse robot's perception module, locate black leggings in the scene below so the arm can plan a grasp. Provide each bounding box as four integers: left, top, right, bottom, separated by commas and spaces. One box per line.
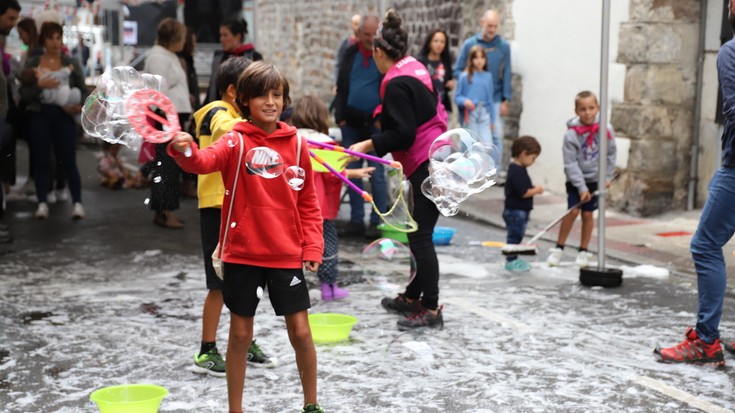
404, 161, 440, 310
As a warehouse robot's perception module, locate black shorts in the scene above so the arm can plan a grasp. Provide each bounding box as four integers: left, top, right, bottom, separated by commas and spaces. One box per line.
566, 181, 599, 212
200, 208, 223, 290
222, 263, 311, 317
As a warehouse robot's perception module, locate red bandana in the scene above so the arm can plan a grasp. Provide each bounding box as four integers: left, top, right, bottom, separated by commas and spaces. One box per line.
357, 41, 373, 67
570, 122, 612, 148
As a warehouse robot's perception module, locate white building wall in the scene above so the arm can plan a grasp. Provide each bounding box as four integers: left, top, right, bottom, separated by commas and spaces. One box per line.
511, 0, 629, 194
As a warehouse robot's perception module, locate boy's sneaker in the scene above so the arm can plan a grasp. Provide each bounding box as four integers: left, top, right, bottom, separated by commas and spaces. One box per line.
301, 404, 325, 413
193, 347, 226, 377
505, 259, 532, 272
397, 305, 444, 331
56, 189, 69, 202
575, 251, 594, 267
247, 340, 276, 368
381, 293, 420, 317
654, 327, 725, 366
72, 203, 85, 220
546, 247, 563, 267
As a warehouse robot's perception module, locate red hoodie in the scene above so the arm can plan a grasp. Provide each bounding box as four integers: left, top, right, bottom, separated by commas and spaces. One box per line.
168, 121, 324, 268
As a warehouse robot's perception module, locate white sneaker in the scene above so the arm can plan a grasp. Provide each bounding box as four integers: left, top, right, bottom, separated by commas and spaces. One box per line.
56, 189, 69, 202
35, 202, 49, 219
546, 247, 563, 267
21, 178, 35, 195
575, 251, 594, 267
46, 191, 57, 204
72, 202, 85, 220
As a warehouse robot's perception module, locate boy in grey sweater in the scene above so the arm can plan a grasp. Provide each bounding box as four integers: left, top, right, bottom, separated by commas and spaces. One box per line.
546, 91, 616, 267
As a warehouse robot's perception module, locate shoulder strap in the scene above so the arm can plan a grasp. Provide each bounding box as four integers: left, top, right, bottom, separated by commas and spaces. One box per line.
217, 132, 244, 259
296, 133, 302, 168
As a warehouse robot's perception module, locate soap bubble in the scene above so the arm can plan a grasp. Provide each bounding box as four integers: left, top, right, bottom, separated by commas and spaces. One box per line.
81, 66, 169, 149
360, 238, 416, 293
285, 165, 306, 191
424, 128, 498, 216
245, 147, 285, 178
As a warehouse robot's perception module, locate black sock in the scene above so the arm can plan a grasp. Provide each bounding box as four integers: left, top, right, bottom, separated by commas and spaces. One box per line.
579, 248, 587, 252
200, 341, 216, 355
556, 244, 565, 250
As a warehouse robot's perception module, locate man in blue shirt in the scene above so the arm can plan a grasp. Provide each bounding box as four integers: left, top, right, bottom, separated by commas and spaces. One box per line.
454, 9, 511, 177
334, 14, 387, 238
654, 0, 735, 366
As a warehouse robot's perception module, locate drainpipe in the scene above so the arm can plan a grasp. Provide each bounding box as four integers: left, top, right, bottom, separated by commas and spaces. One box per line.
688, 0, 708, 210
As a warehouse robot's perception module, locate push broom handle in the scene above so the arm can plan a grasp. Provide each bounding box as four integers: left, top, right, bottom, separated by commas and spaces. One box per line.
308, 150, 373, 202
525, 190, 600, 246
306, 139, 402, 169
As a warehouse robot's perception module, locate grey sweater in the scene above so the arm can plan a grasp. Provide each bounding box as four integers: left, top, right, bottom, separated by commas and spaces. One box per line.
562, 115, 617, 194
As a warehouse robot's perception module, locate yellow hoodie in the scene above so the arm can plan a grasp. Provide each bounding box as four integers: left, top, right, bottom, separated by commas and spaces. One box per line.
193, 100, 242, 209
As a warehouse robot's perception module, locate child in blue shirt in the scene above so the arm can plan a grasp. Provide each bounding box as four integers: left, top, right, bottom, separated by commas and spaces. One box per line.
455, 45, 497, 167
503, 136, 543, 272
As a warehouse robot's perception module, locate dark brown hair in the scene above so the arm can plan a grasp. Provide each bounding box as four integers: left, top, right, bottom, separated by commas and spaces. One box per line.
39, 21, 63, 46
373, 9, 408, 61
291, 95, 330, 134
17, 18, 37, 50
511, 135, 541, 158
235, 61, 291, 119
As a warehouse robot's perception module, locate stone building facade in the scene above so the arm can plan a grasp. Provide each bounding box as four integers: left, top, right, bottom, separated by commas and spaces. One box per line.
609, 0, 701, 215
253, 0, 519, 139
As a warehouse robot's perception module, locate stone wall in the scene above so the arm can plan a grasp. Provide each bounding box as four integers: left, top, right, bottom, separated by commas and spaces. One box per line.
609, 0, 700, 215
253, 0, 518, 139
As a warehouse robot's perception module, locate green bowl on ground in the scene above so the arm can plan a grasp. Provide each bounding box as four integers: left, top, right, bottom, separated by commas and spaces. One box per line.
309, 313, 358, 343
377, 223, 409, 244
90, 384, 168, 413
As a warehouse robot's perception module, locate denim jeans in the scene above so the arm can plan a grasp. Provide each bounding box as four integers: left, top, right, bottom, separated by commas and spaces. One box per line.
503, 208, 529, 262
339, 123, 388, 225
491, 100, 504, 173
691, 166, 735, 343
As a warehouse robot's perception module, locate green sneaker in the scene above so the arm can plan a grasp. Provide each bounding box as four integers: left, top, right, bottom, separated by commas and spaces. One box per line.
247, 339, 277, 368
505, 258, 532, 272
301, 404, 325, 413
193, 348, 226, 377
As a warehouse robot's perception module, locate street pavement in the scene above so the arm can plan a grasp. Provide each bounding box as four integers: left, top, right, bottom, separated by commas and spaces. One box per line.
4, 142, 735, 412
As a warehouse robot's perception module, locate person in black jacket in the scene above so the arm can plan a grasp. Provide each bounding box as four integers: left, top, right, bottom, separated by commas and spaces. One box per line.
417, 29, 455, 114
349, 9, 448, 330
333, 14, 388, 239
203, 18, 262, 105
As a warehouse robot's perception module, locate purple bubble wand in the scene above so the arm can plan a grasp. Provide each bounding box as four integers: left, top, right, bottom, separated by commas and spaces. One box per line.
306, 139, 402, 169
309, 150, 372, 202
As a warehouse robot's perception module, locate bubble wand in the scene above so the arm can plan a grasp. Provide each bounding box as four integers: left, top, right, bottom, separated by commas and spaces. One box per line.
308, 150, 372, 202
306, 139, 402, 169
309, 150, 417, 233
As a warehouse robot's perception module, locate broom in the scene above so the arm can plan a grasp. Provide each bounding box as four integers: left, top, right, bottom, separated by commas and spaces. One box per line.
501, 190, 600, 256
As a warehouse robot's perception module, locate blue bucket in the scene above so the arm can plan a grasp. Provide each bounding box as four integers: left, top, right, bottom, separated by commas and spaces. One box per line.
432, 227, 457, 245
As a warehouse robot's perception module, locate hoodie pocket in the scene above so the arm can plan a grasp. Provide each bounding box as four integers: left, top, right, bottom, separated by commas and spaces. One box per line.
230, 206, 302, 258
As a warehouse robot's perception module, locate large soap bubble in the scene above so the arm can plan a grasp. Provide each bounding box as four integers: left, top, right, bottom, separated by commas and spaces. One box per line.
425, 128, 498, 216
81, 66, 167, 149
245, 147, 285, 178
360, 238, 416, 293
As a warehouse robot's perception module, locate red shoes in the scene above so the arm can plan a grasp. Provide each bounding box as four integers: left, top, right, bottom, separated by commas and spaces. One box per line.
654, 327, 725, 366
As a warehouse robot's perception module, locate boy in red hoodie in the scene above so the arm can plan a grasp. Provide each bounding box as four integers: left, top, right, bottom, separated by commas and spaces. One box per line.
169, 61, 325, 413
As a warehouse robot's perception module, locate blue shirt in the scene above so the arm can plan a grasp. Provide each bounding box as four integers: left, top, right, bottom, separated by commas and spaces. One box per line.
346, 53, 381, 113
454, 34, 512, 103
455, 71, 495, 111
719, 38, 735, 167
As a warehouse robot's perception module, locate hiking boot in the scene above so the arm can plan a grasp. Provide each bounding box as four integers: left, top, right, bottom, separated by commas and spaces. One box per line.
381, 293, 420, 316
193, 347, 226, 377
575, 251, 593, 267
301, 404, 325, 413
505, 258, 532, 272
247, 340, 276, 368
654, 327, 725, 366
397, 305, 444, 331
365, 222, 381, 239
546, 247, 563, 267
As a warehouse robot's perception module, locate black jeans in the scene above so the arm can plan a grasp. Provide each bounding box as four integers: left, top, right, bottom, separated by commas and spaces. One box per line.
404, 161, 441, 310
